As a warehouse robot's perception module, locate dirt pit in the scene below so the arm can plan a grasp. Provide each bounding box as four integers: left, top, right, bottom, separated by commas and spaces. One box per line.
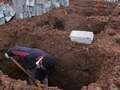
0, 26, 106, 90
0, 29, 106, 90
0, 0, 120, 90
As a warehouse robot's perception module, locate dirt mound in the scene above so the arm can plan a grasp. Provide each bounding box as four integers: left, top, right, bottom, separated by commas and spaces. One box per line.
0, 0, 120, 90
0, 71, 61, 90
81, 83, 102, 90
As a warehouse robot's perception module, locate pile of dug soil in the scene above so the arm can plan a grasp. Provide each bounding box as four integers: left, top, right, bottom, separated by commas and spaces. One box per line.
0, 0, 120, 90
0, 71, 61, 90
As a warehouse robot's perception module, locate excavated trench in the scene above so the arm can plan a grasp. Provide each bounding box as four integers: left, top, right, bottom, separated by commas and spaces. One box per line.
0, 34, 106, 90
0, 0, 120, 90
0, 26, 119, 90
0, 16, 111, 90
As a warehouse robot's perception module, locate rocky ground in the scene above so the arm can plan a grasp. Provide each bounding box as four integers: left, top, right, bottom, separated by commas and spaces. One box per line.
0, 0, 120, 90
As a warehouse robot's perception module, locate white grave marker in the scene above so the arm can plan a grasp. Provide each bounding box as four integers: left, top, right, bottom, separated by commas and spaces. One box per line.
69, 31, 94, 44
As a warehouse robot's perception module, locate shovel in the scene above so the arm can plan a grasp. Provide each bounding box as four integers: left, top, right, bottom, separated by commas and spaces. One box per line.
9, 57, 37, 82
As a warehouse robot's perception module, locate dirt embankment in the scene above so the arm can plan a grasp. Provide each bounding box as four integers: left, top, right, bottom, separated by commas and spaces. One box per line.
0, 71, 61, 90
0, 0, 120, 90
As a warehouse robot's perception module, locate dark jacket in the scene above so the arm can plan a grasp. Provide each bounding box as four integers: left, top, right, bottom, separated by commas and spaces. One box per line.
7, 46, 55, 82
7, 46, 49, 69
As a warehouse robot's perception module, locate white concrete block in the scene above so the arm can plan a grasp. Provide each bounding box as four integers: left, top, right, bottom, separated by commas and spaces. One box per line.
5, 16, 12, 22
0, 18, 5, 25
13, 5, 23, 19
9, 6, 15, 17
41, 4, 47, 14
104, 0, 118, 3
44, 1, 52, 12
0, 11, 4, 18
51, 0, 60, 8
36, 0, 48, 4
23, 12, 29, 18
30, 6, 36, 16
35, 4, 43, 16
60, 0, 69, 7
69, 31, 94, 44
0, 3, 6, 11
11, 0, 70, 19
28, 11, 32, 18
19, 13, 24, 19
4, 4, 15, 22
26, 0, 35, 6
23, 5, 29, 12
12, 0, 25, 7
0, 11, 5, 25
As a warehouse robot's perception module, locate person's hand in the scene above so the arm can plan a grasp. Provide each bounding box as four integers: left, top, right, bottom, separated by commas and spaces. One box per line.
36, 56, 44, 69
4, 53, 10, 59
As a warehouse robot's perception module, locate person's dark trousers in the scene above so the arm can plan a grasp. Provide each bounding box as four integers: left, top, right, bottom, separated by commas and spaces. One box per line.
28, 68, 48, 85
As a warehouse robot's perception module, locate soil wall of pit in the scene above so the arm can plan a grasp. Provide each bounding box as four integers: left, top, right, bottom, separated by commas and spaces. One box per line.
0, 0, 120, 90
0, 24, 106, 90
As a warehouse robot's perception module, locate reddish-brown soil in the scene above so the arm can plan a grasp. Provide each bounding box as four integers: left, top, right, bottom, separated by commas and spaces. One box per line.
0, 71, 61, 90
0, 0, 120, 90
